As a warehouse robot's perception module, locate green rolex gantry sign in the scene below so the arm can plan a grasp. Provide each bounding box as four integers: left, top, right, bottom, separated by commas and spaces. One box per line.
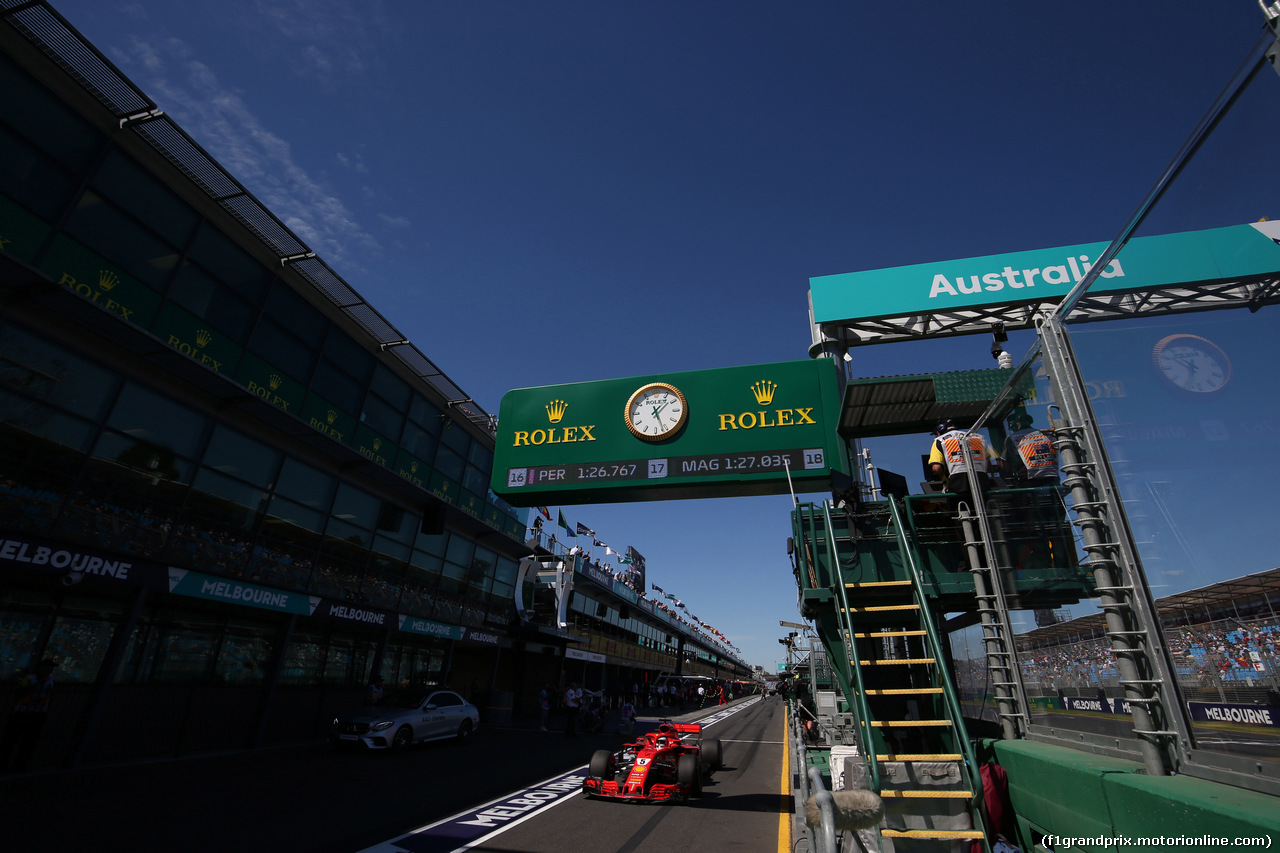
491, 359, 847, 504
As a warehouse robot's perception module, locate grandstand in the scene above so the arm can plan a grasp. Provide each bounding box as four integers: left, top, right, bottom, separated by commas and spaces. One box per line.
1014, 568, 1280, 704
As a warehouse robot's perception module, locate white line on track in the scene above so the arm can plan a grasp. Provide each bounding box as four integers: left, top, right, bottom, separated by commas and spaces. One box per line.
720, 739, 784, 744
356, 696, 765, 853
1195, 738, 1280, 747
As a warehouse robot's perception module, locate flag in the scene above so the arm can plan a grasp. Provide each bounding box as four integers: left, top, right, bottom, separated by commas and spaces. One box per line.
576, 522, 595, 537
558, 510, 575, 537
651, 583, 664, 593
619, 556, 632, 564
536, 506, 551, 520
592, 536, 606, 548
606, 546, 622, 558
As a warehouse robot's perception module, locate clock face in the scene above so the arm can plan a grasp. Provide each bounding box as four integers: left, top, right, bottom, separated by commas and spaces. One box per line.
625, 382, 688, 441
1151, 334, 1231, 393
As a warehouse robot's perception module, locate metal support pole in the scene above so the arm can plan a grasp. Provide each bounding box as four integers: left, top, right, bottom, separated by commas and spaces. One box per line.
1039, 316, 1192, 774
70, 587, 149, 767
808, 766, 838, 853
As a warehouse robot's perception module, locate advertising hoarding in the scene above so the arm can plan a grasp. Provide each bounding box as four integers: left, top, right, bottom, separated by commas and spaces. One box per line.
491, 359, 846, 504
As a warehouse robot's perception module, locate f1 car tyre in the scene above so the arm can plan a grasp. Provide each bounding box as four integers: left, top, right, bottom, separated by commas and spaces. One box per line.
392, 725, 413, 753
701, 737, 722, 772
677, 753, 701, 795
589, 749, 612, 780
456, 719, 473, 743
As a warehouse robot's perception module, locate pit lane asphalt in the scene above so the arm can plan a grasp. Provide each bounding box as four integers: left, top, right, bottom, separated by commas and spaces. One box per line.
0, 695, 790, 853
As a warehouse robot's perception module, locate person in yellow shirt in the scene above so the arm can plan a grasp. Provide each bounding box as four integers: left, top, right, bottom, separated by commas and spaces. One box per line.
928, 420, 1001, 496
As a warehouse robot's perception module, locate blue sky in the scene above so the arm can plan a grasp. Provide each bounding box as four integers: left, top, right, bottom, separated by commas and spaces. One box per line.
49, 0, 1272, 671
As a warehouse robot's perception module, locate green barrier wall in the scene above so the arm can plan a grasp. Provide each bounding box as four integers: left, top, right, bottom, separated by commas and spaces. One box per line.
982, 740, 1280, 852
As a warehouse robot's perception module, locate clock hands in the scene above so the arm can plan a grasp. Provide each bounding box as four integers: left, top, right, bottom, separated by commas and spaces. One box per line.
627, 384, 686, 440
1153, 335, 1229, 393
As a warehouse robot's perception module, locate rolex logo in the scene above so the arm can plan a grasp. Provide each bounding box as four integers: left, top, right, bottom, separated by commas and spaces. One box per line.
372, 438, 382, 451
750, 380, 778, 406
326, 409, 337, 425
545, 399, 567, 423
98, 270, 120, 291
268, 373, 283, 391
410, 461, 419, 474
195, 329, 212, 347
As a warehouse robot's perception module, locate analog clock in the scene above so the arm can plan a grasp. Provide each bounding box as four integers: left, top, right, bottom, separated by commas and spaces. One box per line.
625, 382, 688, 441
1151, 334, 1231, 393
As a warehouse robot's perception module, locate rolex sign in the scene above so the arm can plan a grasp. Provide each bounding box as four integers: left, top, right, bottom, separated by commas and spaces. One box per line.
491, 359, 846, 505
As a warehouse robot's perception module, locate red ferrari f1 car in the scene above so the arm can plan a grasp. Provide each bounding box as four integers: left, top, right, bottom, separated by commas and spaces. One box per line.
582, 721, 722, 803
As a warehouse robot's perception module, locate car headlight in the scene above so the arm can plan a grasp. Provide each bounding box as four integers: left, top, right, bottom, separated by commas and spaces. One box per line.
370, 720, 394, 732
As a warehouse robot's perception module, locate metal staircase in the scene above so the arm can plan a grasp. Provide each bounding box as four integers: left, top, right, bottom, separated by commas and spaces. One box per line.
796, 500, 989, 851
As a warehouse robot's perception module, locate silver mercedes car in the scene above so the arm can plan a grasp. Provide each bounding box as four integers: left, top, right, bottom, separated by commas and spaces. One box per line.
331, 688, 480, 751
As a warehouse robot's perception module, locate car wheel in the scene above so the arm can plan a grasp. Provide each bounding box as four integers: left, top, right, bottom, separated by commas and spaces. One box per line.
677, 753, 701, 795
456, 719, 473, 743
391, 725, 413, 753
701, 737, 722, 772
589, 749, 612, 780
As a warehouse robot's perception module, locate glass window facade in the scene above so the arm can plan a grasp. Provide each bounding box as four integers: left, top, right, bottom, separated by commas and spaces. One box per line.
0, 121, 83, 222
92, 148, 199, 250
0, 312, 521, 627
0, 53, 100, 173
0, 48, 522, 647
0, 50, 519, 554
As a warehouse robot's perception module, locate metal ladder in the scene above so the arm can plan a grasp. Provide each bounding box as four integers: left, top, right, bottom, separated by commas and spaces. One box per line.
955, 498, 1030, 740
1038, 317, 1191, 775
1049, 414, 1184, 771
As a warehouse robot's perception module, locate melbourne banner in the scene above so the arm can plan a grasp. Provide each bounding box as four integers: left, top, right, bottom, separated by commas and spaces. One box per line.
1188, 701, 1280, 728
1062, 695, 1280, 727
0, 530, 167, 590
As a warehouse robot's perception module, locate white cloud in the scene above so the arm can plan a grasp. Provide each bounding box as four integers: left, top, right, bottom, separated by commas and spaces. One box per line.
119, 3, 149, 22
108, 36, 378, 268
250, 0, 388, 85
335, 150, 369, 175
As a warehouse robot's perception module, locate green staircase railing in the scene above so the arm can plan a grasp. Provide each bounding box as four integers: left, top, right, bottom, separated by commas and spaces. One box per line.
793, 498, 991, 849
885, 497, 988, 843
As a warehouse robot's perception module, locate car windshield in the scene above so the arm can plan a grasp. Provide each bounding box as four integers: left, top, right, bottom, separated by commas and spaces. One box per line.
384, 691, 428, 709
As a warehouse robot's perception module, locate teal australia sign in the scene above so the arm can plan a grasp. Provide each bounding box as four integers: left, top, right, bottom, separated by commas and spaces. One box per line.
809, 221, 1280, 324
